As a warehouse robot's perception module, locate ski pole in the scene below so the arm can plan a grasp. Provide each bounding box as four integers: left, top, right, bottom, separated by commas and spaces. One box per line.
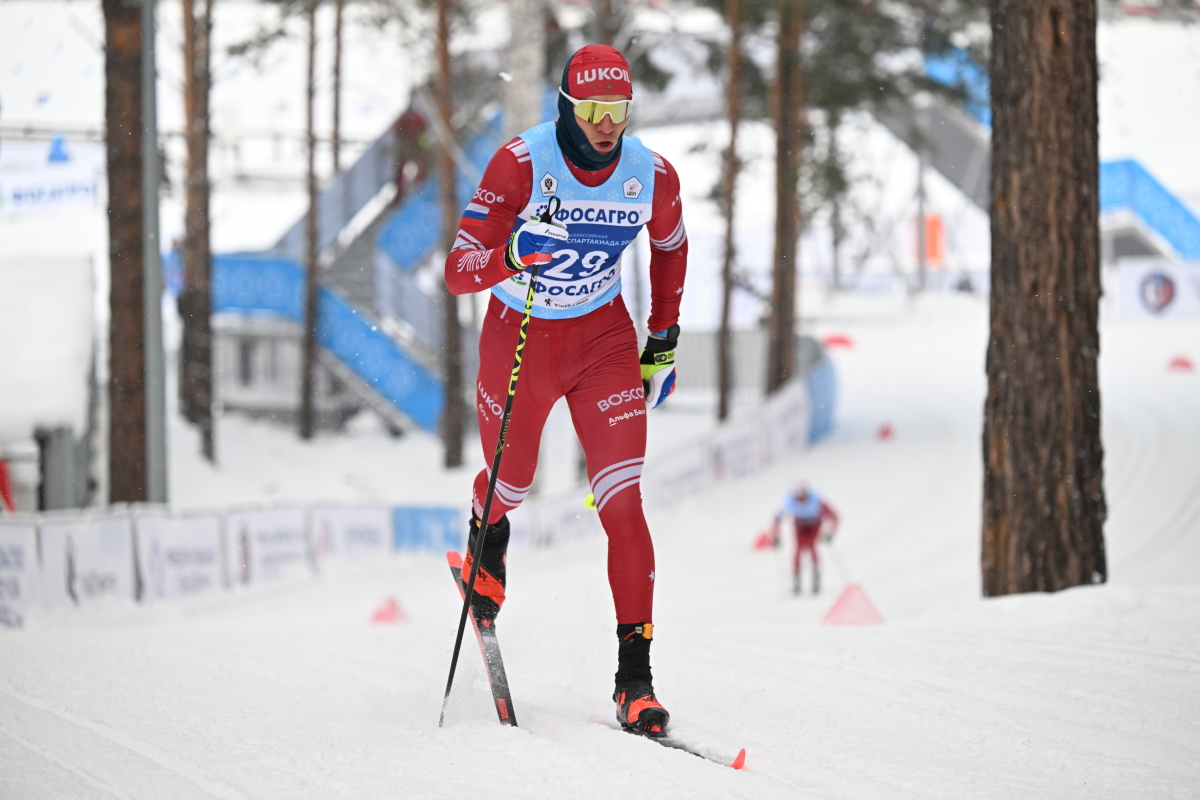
439, 196, 561, 728
826, 539, 855, 586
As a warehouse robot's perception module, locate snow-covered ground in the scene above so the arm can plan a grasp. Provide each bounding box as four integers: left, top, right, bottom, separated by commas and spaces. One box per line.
4, 5, 1200, 794
4, 294, 1199, 799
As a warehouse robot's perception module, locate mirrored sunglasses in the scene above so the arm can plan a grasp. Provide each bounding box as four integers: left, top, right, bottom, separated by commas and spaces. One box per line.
559, 88, 633, 125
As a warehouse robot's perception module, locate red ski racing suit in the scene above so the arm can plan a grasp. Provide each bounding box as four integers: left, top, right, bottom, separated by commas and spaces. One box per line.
776, 492, 839, 584
444, 129, 687, 625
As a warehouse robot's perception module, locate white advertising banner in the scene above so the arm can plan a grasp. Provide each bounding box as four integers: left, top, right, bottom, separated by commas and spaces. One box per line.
1117, 259, 1200, 320
225, 507, 309, 586
645, 379, 811, 512
759, 379, 810, 460
0, 517, 39, 628
0, 140, 105, 218
38, 510, 135, 608
0, 163, 101, 218
515, 494, 605, 548
134, 509, 223, 602
522, 378, 813, 544
311, 506, 391, 564
642, 439, 716, 514
711, 423, 763, 482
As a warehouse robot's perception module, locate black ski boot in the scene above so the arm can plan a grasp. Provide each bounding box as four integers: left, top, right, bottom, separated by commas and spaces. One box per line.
613, 623, 670, 736
461, 515, 510, 622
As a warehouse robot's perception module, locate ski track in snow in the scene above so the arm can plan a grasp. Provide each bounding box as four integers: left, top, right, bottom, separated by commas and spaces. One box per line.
0, 682, 247, 800
3, 297, 1200, 799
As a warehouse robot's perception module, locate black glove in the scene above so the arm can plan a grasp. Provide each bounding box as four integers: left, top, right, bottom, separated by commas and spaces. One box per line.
640, 324, 679, 409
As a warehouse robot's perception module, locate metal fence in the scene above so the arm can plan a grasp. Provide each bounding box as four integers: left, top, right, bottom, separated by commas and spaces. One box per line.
271, 128, 398, 262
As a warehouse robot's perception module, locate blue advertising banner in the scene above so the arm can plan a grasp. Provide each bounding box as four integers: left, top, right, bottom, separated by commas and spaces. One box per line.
393, 507, 463, 553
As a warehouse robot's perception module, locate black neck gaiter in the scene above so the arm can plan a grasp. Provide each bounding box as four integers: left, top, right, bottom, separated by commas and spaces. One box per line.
554, 57, 624, 172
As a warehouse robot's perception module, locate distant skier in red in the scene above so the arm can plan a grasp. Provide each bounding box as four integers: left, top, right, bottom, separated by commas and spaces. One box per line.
772, 482, 839, 595
444, 44, 688, 736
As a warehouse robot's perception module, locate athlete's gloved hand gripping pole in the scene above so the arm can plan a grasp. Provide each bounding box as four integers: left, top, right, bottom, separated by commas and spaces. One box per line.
505, 203, 570, 271
641, 323, 680, 409
440, 197, 567, 728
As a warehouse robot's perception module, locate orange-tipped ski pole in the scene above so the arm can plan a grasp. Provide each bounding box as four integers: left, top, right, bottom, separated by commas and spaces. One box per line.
439, 196, 562, 728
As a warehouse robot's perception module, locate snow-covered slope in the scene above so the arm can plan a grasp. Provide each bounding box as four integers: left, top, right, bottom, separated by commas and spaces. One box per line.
3, 295, 1198, 799
0, 257, 93, 443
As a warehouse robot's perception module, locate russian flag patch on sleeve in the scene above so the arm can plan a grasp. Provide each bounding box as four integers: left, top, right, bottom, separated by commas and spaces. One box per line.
461, 202, 489, 226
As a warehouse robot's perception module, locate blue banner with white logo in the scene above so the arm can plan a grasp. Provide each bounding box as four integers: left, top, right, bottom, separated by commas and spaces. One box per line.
393, 507, 463, 553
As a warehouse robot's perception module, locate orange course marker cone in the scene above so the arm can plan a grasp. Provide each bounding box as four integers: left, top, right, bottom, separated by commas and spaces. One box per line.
821, 585, 883, 626
370, 597, 407, 625
1168, 355, 1194, 372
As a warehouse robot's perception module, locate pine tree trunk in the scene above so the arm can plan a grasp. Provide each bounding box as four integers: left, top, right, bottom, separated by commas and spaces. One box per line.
983, 0, 1107, 596
436, 0, 464, 468
299, 0, 320, 440
332, 0, 344, 174
594, 0, 622, 47
505, 0, 546, 141
717, 0, 742, 422
765, 0, 804, 395
180, 0, 214, 462
104, 0, 148, 503
829, 112, 842, 292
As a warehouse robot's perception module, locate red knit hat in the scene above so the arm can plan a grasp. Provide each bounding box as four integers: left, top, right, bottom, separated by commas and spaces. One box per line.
566, 44, 633, 99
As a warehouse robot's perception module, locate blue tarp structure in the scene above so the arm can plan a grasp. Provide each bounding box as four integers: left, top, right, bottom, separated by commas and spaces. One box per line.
1100, 160, 1200, 260
924, 50, 1200, 261
212, 254, 306, 321
925, 48, 991, 127
212, 253, 444, 431
808, 360, 838, 443
376, 121, 504, 273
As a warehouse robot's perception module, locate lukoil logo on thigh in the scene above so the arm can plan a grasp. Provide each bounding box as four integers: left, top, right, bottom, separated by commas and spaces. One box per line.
597, 387, 644, 412
478, 381, 504, 420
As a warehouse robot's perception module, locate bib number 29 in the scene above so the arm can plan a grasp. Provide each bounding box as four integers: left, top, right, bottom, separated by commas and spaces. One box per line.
542, 249, 611, 280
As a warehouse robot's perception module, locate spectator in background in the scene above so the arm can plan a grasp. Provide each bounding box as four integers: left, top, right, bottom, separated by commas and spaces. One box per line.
392, 108, 431, 201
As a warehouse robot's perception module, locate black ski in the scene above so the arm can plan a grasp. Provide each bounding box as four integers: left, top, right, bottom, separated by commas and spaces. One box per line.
446, 552, 517, 726
448, 554, 744, 768
586, 717, 746, 769
619, 725, 747, 769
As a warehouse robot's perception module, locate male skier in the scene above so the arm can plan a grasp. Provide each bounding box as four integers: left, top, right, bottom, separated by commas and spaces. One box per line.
772, 482, 839, 595
444, 45, 688, 736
